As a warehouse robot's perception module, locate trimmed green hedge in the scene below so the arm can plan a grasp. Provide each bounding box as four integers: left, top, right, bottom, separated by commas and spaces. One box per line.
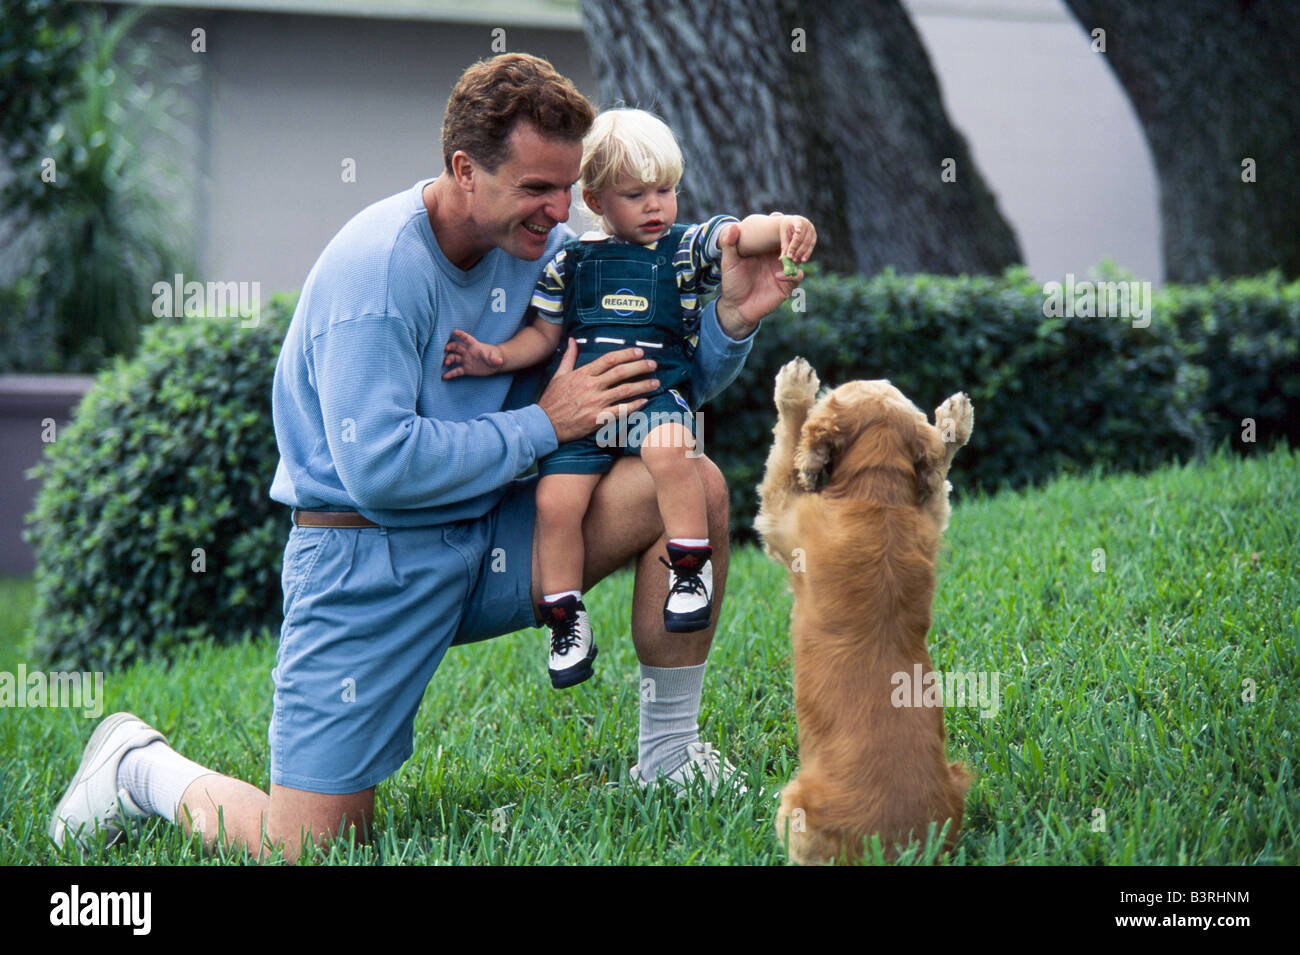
1163, 272, 1300, 448
26, 295, 296, 671
705, 267, 1296, 535
25, 269, 1297, 669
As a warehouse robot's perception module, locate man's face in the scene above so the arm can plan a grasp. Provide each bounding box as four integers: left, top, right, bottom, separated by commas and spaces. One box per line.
465, 122, 583, 260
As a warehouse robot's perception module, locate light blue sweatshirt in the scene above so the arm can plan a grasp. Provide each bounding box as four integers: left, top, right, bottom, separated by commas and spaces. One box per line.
270, 180, 755, 527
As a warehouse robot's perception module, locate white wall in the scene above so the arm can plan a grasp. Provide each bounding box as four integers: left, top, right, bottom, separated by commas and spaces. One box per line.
27, 1, 1163, 297
196, 11, 597, 295
903, 0, 1163, 282
195, 1, 1162, 294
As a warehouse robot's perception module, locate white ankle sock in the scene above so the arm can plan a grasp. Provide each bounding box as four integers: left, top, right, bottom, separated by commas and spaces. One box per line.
543, 590, 582, 603
669, 538, 709, 549
117, 740, 215, 824
638, 662, 706, 779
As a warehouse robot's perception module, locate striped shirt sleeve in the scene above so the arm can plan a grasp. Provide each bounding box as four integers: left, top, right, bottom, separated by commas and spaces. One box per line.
528, 248, 569, 323
675, 214, 739, 294
674, 215, 738, 323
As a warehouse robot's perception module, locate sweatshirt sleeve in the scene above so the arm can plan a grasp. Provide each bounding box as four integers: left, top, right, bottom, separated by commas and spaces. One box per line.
312, 313, 558, 511
689, 299, 758, 406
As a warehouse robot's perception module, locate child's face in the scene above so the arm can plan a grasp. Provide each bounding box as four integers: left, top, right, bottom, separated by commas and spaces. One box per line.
586, 173, 678, 244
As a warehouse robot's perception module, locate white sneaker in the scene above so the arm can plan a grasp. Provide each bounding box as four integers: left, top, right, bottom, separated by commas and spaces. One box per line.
49, 711, 166, 849
630, 742, 748, 796
662, 543, 714, 633
541, 595, 598, 689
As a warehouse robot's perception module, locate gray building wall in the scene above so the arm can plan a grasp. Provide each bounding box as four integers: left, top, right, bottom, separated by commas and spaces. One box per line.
180, 0, 1160, 296
192, 12, 598, 296
17, 0, 1163, 298
905, 0, 1161, 283
0, 377, 95, 575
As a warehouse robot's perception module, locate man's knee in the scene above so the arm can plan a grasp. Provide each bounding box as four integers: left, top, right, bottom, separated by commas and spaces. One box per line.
590, 456, 657, 516
267, 784, 374, 862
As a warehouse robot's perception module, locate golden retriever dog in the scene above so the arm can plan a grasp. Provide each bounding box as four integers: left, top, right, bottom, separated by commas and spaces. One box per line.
757, 357, 974, 864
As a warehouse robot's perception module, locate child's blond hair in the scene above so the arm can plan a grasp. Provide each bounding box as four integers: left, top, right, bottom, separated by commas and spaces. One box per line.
580, 108, 684, 194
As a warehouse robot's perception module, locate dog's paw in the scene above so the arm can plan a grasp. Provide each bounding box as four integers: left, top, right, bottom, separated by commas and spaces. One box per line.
775, 358, 820, 416
935, 392, 974, 447
794, 445, 829, 491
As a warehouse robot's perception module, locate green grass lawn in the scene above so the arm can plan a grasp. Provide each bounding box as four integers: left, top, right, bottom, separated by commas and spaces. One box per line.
1, 446, 1296, 864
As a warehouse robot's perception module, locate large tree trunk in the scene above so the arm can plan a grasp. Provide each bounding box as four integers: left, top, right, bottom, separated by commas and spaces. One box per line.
1062, 0, 1300, 282
577, 0, 1021, 276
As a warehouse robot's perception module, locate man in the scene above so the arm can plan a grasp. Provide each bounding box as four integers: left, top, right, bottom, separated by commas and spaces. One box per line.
49, 54, 801, 862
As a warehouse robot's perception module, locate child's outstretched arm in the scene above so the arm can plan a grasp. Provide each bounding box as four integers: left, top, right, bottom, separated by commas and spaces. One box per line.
734, 213, 817, 271
442, 314, 564, 379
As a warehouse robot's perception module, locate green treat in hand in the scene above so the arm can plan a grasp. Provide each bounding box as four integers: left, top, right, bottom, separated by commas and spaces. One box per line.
781, 254, 799, 276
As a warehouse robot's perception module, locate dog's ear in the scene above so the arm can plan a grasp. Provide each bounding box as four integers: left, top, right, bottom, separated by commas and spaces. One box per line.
911, 418, 949, 505
794, 398, 845, 491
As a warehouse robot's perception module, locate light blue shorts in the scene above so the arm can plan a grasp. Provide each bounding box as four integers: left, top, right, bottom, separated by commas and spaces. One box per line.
269, 477, 538, 794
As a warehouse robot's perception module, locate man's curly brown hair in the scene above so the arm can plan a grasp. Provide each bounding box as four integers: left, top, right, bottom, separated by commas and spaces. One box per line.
441, 54, 595, 173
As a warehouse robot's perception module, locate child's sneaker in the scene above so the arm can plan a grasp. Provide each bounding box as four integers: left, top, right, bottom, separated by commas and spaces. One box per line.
661, 543, 713, 633
541, 595, 598, 689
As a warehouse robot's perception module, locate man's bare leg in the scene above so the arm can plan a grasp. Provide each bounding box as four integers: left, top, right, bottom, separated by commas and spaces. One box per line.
176, 775, 373, 865
136, 454, 726, 864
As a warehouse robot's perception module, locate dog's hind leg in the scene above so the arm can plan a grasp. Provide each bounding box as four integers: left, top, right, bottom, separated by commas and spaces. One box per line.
757, 359, 820, 562
776, 775, 843, 865
948, 760, 972, 796
940, 762, 972, 853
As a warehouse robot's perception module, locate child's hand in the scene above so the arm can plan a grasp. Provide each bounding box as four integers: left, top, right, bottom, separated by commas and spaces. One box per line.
443, 329, 506, 378
779, 215, 817, 271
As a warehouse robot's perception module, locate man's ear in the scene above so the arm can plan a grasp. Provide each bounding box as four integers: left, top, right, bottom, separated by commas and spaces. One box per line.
450, 151, 476, 192
794, 398, 843, 491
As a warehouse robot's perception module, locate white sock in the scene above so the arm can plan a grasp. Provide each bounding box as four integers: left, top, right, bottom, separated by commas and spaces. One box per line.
117, 740, 215, 824
543, 590, 582, 603
669, 538, 709, 549
638, 662, 706, 779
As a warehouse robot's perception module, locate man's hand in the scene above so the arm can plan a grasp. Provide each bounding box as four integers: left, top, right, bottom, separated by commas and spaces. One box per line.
443, 329, 505, 378
716, 218, 806, 340
538, 338, 659, 445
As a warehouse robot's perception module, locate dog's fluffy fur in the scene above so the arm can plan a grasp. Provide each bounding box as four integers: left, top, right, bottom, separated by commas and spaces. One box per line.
757, 358, 974, 864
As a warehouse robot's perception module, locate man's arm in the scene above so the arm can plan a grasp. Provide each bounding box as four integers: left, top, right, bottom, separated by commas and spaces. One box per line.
315, 315, 559, 512
316, 314, 663, 512
690, 299, 758, 406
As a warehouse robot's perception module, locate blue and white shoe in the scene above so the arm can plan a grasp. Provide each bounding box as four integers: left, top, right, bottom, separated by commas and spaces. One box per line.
541, 595, 598, 689
662, 543, 714, 633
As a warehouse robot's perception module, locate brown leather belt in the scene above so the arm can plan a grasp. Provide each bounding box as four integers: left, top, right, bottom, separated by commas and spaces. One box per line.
292, 509, 379, 528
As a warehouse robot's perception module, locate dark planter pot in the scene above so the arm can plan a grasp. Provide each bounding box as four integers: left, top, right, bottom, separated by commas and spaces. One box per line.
0, 374, 96, 576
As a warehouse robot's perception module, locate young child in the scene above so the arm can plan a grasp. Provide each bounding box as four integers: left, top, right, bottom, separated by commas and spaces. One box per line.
443, 108, 816, 689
